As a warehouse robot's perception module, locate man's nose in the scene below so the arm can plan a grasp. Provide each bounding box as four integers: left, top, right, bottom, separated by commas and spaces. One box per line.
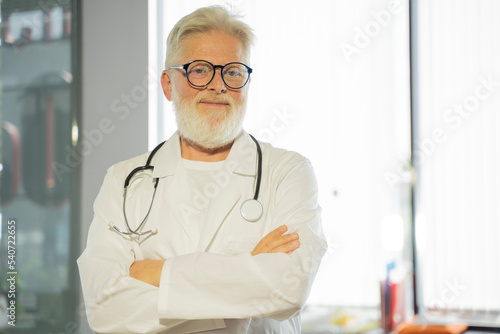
207, 69, 227, 93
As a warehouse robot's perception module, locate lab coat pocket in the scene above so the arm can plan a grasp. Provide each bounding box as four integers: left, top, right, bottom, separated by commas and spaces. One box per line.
223, 235, 260, 256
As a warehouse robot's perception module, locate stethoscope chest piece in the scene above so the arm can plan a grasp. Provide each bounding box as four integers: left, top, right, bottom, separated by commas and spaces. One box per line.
240, 199, 263, 222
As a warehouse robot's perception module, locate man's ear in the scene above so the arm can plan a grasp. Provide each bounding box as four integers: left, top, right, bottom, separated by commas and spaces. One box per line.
161, 70, 173, 101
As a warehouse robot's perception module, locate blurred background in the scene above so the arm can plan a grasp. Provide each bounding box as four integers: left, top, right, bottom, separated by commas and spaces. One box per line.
0, 0, 498, 333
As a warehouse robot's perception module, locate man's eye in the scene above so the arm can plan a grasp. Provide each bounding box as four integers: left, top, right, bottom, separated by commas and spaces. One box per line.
189, 65, 210, 75
225, 68, 243, 77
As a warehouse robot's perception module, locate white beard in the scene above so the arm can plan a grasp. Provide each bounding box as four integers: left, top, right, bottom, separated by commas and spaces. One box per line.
172, 91, 246, 150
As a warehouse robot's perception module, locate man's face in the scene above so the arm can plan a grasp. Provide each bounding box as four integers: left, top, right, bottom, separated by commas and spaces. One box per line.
161, 30, 250, 150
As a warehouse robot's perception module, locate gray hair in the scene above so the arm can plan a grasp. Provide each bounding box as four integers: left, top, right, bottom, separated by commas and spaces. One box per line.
164, 6, 255, 69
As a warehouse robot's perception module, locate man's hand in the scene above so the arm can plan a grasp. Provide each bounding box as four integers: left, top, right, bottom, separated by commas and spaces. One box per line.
129, 259, 165, 287
251, 225, 300, 256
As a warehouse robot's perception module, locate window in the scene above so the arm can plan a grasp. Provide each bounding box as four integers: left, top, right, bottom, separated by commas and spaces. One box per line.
412, 0, 500, 327
0, 0, 80, 332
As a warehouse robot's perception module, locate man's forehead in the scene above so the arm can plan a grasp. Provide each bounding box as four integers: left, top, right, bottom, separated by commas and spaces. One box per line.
178, 30, 248, 64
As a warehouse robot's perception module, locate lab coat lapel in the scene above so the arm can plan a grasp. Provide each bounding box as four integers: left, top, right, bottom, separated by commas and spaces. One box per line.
151, 133, 201, 247
166, 165, 202, 247
196, 132, 259, 252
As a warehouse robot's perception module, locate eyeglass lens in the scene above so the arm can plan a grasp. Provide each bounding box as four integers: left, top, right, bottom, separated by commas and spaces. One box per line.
186, 61, 250, 89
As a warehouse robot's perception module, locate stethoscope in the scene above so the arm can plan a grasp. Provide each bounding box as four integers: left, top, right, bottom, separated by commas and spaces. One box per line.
109, 134, 263, 236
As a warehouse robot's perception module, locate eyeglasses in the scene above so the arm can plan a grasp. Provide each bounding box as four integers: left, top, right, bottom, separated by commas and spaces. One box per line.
169, 60, 252, 89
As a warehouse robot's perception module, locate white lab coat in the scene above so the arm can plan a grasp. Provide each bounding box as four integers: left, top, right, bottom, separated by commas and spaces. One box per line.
77, 131, 327, 334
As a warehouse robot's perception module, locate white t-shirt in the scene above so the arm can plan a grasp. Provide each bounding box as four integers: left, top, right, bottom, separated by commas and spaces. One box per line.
182, 158, 225, 236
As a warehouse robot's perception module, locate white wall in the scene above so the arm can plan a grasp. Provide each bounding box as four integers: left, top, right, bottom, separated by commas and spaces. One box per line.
79, 1, 149, 332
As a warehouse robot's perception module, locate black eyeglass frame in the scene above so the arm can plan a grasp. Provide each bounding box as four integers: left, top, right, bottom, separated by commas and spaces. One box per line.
169, 60, 253, 89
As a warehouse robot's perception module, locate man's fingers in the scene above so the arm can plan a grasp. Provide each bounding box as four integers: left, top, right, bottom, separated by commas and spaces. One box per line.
257, 236, 300, 255
274, 239, 300, 255
251, 225, 300, 256
264, 232, 298, 251
251, 225, 287, 254
264, 225, 288, 241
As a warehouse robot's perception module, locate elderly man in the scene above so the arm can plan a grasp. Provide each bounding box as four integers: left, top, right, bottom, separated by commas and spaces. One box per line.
78, 6, 326, 334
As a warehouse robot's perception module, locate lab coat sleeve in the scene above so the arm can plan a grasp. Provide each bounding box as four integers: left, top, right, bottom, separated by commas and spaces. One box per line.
77, 166, 224, 333
158, 154, 327, 321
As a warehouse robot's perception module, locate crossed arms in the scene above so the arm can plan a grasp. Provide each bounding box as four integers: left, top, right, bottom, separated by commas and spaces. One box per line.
130, 225, 301, 287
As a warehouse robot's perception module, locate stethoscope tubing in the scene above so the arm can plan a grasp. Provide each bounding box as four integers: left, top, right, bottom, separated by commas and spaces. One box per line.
248, 134, 262, 201
111, 135, 262, 235
119, 183, 159, 235
112, 142, 166, 236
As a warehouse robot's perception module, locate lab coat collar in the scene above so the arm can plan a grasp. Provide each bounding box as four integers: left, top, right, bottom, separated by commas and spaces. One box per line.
150, 133, 181, 178
151, 130, 258, 178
